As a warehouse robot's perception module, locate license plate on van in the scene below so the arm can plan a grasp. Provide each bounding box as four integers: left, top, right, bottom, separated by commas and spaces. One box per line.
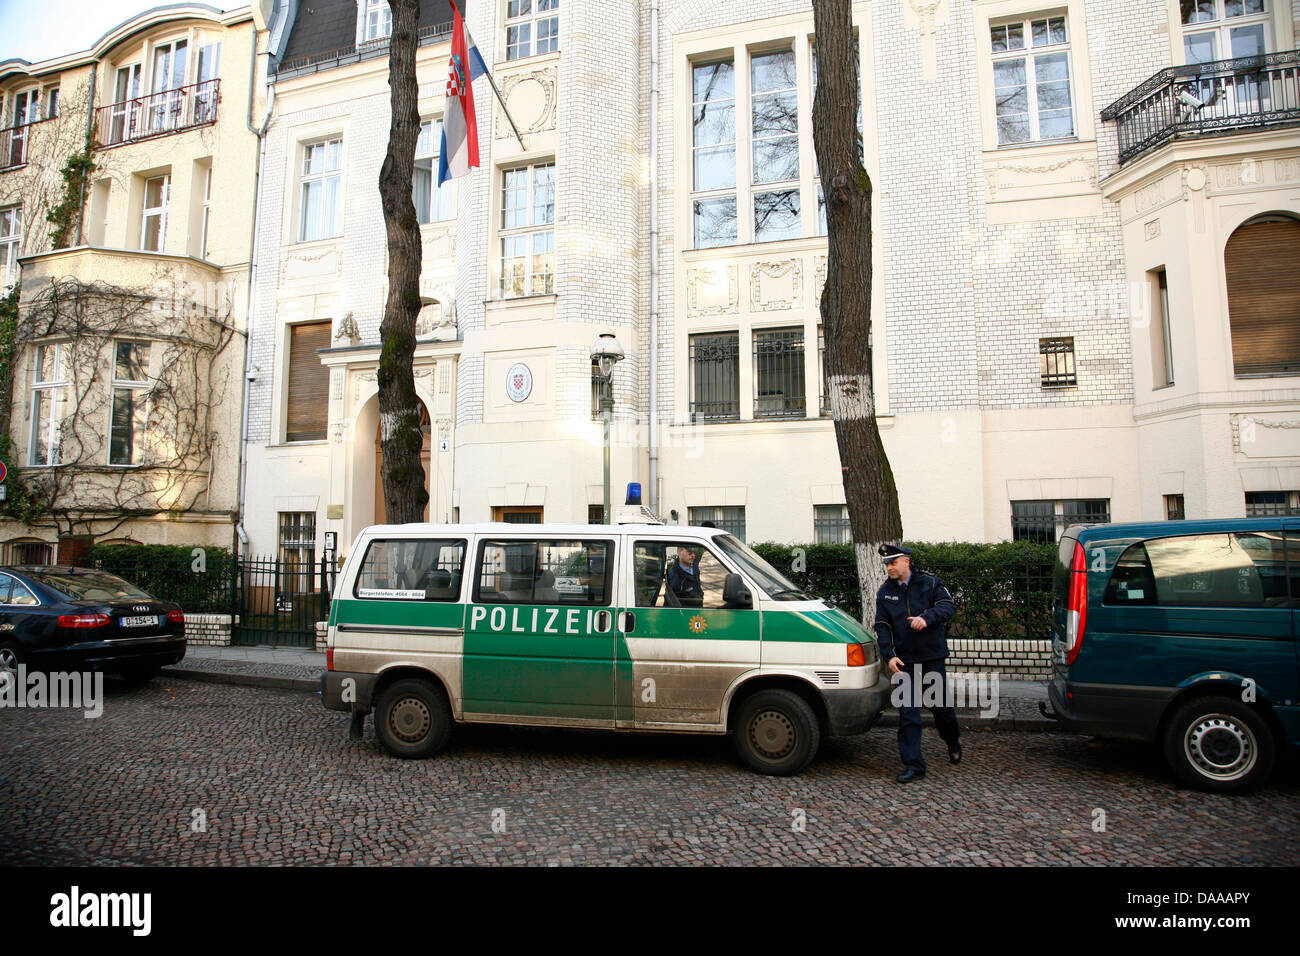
119, 615, 159, 628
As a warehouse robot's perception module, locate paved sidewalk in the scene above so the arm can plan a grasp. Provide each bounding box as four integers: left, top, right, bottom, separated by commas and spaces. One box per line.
163, 645, 1059, 731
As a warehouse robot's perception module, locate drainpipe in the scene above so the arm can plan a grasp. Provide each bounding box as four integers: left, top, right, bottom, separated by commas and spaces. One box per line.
74, 64, 98, 246
647, 0, 661, 514
236, 21, 276, 557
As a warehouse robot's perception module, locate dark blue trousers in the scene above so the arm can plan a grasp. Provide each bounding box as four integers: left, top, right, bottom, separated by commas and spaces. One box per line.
895, 658, 960, 772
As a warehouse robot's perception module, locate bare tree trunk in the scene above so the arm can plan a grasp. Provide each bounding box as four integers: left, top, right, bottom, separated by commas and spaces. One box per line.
377, 0, 428, 524
811, 0, 903, 617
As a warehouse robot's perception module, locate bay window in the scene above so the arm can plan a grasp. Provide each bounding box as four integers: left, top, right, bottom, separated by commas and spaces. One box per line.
30, 343, 69, 467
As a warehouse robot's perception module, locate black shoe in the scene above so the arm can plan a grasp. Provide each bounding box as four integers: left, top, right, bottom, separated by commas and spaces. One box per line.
949, 744, 962, 765
896, 767, 926, 784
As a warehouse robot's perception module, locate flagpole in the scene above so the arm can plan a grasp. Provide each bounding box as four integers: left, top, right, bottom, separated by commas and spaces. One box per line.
481, 68, 527, 152
453, 0, 527, 152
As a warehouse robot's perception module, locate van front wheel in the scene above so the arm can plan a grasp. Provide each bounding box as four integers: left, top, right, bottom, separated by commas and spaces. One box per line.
732, 689, 820, 776
1163, 696, 1275, 794
375, 678, 453, 759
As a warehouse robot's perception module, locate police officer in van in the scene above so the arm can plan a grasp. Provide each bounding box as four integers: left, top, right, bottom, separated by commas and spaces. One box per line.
873, 544, 961, 783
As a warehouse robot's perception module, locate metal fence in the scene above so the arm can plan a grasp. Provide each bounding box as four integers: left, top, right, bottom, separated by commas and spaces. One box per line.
95, 554, 337, 648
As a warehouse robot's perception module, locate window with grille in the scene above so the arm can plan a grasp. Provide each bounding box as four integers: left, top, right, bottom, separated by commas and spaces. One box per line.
689, 332, 740, 422
1039, 336, 1076, 387
1012, 498, 1110, 542
278, 511, 316, 594
753, 327, 806, 418
499, 161, 555, 297
814, 505, 851, 544
1245, 491, 1299, 517
689, 506, 746, 542
2, 540, 54, 565
1165, 494, 1186, 521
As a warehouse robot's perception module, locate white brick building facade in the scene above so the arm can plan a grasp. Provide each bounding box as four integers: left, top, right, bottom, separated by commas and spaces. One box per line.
239, 0, 1300, 560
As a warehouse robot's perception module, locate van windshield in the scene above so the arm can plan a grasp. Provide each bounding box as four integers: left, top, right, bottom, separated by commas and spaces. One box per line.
712, 535, 811, 601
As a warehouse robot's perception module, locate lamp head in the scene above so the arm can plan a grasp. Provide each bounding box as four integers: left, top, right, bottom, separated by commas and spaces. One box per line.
590, 332, 625, 377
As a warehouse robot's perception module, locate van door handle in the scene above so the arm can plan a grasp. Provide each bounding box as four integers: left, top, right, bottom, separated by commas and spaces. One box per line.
619, 611, 635, 633
593, 610, 612, 633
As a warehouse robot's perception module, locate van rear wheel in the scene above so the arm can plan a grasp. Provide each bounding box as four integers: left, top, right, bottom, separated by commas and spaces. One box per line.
1163, 696, 1274, 794
375, 678, 452, 759
732, 689, 820, 776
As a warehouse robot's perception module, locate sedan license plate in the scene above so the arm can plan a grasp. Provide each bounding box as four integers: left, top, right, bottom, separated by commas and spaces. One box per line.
119, 615, 159, 628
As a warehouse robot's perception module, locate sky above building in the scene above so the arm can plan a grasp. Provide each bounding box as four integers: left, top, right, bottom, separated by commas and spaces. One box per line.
0, 0, 235, 65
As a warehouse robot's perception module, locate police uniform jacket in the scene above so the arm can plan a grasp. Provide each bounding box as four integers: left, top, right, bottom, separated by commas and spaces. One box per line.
873, 570, 956, 663
666, 561, 703, 601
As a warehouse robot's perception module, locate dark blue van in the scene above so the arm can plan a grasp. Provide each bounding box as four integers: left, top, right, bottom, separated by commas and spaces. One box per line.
1047, 518, 1298, 793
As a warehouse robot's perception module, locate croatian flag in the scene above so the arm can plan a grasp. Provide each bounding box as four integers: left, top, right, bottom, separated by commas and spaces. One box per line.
438, 0, 489, 185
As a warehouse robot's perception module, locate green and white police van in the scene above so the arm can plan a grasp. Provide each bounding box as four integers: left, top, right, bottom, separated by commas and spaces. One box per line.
321, 522, 891, 775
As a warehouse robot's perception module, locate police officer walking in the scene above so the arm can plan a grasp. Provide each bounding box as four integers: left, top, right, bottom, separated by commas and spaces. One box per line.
873, 544, 961, 783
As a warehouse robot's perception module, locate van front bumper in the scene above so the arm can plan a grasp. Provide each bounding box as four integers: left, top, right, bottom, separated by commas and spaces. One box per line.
822, 674, 892, 736
321, 670, 377, 713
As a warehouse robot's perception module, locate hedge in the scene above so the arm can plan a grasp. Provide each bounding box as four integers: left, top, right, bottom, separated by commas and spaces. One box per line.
88, 544, 234, 613
750, 540, 1057, 641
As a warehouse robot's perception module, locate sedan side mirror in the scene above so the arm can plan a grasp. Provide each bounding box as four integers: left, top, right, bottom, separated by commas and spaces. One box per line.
723, 573, 752, 609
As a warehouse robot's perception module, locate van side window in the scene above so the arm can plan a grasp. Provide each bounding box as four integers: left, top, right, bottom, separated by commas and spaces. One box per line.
1142, 533, 1283, 608
354, 539, 466, 601
634, 541, 737, 609
475, 539, 612, 606
1103, 543, 1156, 605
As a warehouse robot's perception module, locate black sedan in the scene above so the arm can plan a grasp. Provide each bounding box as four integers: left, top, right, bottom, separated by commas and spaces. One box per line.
0, 567, 185, 682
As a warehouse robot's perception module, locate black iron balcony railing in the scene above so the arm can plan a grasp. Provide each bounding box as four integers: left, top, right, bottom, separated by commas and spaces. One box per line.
1102, 50, 1300, 165
93, 79, 220, 148
0, 120, 35, 171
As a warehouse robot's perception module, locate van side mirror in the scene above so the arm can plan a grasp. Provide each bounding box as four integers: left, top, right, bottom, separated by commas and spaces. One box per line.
723, 573, 752, 609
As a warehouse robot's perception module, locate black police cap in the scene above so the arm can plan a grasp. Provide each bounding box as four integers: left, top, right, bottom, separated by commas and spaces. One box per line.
878, 543, 913, 563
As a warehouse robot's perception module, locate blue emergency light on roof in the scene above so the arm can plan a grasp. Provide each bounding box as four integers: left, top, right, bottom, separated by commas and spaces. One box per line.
625, 483, 642, 505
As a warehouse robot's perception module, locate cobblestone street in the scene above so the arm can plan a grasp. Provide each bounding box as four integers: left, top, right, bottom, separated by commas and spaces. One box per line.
1, 678, 1296, 866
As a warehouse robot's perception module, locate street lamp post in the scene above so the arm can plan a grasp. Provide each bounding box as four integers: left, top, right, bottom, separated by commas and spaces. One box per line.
590, 332, 625, 525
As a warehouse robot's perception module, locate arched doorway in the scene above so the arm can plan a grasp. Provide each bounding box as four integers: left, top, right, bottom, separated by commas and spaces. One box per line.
374, 403, 432, 523
1224, 213, 1300, 376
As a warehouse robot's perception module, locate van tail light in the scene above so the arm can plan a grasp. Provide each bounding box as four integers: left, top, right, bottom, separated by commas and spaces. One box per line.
58, 613, 111, 628
847, 643, 866, 667
326, 647, 334, 672
1065, 541, 1088, 666
167, 610, 184, 624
